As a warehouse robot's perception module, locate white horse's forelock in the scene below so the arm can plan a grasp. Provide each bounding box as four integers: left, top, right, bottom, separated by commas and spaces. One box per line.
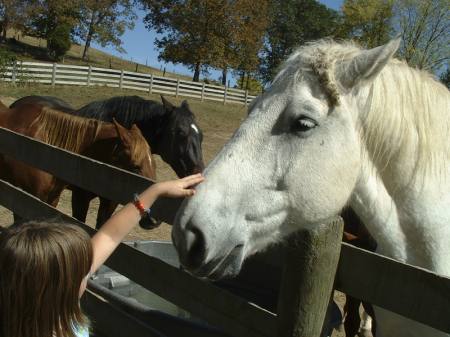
269, 39, 450, 178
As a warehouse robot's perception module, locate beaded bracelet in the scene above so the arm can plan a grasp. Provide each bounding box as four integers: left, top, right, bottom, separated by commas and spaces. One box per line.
134, 193, 151, 215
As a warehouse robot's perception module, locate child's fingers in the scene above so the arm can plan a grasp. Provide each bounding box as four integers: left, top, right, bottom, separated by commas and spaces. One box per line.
183, 176, 204, 188
181, 173, 203, 181
184, 189, 196, 196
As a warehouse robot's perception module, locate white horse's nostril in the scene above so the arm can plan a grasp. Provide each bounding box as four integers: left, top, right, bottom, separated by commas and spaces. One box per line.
185, 229, 197, 252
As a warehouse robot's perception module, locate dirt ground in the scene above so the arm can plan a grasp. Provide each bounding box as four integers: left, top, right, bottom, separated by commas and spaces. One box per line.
0, 95, 357, 337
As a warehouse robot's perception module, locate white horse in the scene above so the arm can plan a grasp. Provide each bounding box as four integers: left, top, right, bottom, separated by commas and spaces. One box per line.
172, 36, 450, 337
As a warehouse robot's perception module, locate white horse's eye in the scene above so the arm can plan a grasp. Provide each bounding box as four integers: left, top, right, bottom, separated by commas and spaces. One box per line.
292, 117, 317, 134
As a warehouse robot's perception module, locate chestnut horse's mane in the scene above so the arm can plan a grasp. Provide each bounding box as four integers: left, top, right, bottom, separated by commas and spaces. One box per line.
36, 106, 98, 154
37, 106, 150, 162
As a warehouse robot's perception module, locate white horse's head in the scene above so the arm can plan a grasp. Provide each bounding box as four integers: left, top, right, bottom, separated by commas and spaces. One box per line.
172, 37, 402, 280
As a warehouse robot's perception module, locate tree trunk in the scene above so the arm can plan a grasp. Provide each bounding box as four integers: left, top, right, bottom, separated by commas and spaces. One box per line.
193, 61, 201, 82
82, 15, 96, 61
222, 68, 227, 85
240, 71, 245, 90
82, 34, 92, 61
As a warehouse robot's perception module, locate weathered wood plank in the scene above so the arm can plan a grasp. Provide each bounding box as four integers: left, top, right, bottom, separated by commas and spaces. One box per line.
276, 219, 344, 337
0, 179, 96, 236
0, 126, 183, 224
335, 242, 450, 333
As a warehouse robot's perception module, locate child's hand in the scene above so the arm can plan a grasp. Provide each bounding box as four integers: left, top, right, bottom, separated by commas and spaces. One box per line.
155, 173, 205, 198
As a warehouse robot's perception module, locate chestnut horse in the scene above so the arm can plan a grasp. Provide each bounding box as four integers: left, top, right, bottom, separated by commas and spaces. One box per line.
0, 100, 158, 229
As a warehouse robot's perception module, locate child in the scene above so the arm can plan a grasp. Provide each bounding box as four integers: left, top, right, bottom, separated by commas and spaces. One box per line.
0, 173, 204, 337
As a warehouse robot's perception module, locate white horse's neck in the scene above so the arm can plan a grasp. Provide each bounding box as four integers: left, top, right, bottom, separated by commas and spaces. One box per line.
350, 91, 450, 276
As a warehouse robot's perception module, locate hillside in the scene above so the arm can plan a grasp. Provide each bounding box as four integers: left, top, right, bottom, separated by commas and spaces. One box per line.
2, 29, 195, 82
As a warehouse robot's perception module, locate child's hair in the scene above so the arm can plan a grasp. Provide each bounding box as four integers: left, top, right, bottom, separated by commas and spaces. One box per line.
0, 219, 93, 337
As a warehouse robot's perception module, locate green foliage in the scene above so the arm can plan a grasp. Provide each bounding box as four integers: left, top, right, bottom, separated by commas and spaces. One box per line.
140, 0, 269, 82
259, 0, 340, 84
0, 49, 28, 84
394, 0, 450, 74
236, 74, 264, 94
336, 0, 395, 48
48, 24, 72, 61
440, 68, 450, 90
72, 0, 136, 60
0, 49, 18, 75
17, 0, 82, 43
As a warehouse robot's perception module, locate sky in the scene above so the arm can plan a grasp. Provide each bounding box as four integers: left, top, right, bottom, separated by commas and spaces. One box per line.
91, 0, 344, 87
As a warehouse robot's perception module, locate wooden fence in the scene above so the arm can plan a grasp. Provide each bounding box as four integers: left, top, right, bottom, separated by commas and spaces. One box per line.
0, 125, 449, 336
1, 61, 257, 106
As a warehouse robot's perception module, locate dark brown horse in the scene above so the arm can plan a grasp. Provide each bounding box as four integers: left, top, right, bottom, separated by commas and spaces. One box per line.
0, 100, 158, 229
341, 207, 377, 337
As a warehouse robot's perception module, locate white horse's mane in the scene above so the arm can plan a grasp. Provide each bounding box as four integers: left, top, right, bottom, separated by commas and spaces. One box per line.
268, 39, 450, 177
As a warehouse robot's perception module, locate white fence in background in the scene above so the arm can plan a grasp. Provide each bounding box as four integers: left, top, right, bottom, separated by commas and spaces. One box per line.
2, 61, 257, 106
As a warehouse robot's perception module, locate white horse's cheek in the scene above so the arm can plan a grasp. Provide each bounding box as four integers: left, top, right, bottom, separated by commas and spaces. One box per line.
284, 135, 360, 224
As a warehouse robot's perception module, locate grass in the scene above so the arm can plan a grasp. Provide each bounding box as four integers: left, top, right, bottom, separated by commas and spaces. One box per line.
0, 82, 248, 140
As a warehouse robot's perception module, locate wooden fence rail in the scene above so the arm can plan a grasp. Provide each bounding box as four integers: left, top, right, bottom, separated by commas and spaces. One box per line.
1, 61, 257, 106
0, 125, 449, 336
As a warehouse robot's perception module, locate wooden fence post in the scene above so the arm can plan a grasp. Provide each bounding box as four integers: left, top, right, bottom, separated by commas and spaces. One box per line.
276, 217, 343, 337
201, 82, 205, 102
223, 86, 228, 105
244, 90, 249, 107
51, 63, 57, 86
119, 69, 124, 89
11, 60, 17, 84
149, 74, 153, 94
87, 66, 92, 87
175, 79, 180, 98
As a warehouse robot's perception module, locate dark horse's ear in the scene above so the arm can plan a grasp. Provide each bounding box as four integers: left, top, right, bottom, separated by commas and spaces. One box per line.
160, 95, 174, 113
181, 100, 191, 110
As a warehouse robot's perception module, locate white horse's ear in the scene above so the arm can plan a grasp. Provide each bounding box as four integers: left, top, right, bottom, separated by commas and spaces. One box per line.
337, 35, 402, 90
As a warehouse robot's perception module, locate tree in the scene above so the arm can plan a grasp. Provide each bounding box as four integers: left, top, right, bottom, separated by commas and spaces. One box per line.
16, 0, 82, 47
394, 0, 450, 73
336, 0, 395, 48
0, 49, 18, 75
0, 0, 33, 40
48, 24, 72, 61
259, 0, 340, 84
73, 0, 136, 60
236, 73, 264, 93
214, 0, 270, 85
140, 0, 269, 82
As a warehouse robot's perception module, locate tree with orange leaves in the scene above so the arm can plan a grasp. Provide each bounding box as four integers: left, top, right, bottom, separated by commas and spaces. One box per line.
140, 0, 270, 82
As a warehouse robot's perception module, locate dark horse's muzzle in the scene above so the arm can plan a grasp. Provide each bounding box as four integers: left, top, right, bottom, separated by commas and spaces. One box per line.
139, 216, 162, 230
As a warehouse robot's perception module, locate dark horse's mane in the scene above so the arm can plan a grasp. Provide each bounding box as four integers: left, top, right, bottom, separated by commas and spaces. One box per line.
71, 96, 167, 143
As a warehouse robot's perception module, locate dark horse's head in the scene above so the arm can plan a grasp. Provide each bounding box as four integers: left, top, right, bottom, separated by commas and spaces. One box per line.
156, 96, 205, 178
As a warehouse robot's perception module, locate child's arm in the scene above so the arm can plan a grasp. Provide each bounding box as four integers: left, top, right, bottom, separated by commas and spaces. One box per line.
89, 173, 204, 274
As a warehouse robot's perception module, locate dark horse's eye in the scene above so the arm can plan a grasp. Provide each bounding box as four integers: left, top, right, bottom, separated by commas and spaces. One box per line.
179, 132, 189, 143
292, 117, 317, 134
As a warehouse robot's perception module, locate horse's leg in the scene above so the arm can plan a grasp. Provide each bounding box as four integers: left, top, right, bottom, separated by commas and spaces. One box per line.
95, 197, 119, 230
362, 302, 376, 337
71, 186, 95, 223
344, 295, 362, 337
